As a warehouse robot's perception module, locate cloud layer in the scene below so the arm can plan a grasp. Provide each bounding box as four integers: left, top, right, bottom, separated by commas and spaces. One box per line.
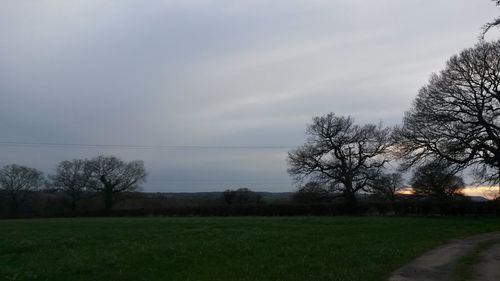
1, 0, 498, 191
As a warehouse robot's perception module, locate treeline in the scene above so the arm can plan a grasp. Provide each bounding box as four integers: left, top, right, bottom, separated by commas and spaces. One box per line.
1, 183, 499, 218
0, 155, 146, 217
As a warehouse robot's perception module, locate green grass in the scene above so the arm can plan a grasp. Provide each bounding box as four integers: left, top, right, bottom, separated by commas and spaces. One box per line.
0, 217, 499, 281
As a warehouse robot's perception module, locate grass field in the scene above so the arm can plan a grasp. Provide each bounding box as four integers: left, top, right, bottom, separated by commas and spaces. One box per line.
0, 217, 499, 281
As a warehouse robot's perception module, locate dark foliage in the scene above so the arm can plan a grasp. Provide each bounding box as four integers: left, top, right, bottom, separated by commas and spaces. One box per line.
410, 161, 465, 200
1, 190, 498, 218
293, 182, 333, 203
0, 164, 44, 215
369, 172, 404, 205
222, 188, 261, 205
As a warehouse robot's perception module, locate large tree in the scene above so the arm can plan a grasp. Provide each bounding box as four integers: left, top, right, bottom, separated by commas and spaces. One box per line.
410, 161, 465, 200
288, 113, 392, 207
395, 40, 500, 189
0, 164, 44, 214
50, 159, 92, 212
86, 156, 146, 210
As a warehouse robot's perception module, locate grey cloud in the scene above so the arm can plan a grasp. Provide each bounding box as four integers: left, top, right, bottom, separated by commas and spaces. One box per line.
0, 0, 498, 192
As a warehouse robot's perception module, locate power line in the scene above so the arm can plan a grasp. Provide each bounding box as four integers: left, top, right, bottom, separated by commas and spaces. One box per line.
0, 141, 295, 150
148, 179, 292, 182
145, 178, 295, 187
147, 181, 293, 185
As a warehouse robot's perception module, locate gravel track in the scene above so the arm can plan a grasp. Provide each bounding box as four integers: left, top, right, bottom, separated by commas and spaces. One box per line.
389, 232, 500, 281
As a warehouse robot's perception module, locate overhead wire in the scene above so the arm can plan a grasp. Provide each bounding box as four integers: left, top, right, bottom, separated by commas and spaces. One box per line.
0, 141, 295, 150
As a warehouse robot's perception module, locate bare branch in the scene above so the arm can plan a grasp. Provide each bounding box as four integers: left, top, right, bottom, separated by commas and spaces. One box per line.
395, 40, 500, 185
288, 113, 392, 206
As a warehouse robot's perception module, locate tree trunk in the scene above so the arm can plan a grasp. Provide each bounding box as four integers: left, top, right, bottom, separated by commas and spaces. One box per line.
70, 194, 78, 213
497, 167, 500, 215
390, 196, 396, 213
99, 176, 115, 212
8, 192, 20, 216
9, 198, 19, 216
344, 189, 357, 213
341, 177, 356, 213
103, 187, 114, 211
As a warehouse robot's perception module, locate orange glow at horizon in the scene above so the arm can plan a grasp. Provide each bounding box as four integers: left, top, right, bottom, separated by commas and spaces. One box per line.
397, 188, 413, 195
397, 186, 500, 199
462, 186, 499, 199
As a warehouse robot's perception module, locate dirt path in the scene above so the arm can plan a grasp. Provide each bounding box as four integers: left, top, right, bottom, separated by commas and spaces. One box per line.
389, 232, 500, 281
470, 242, 500, 281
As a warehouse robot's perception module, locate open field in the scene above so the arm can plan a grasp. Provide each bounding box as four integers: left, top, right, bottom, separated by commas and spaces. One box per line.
1, 217, 499, 281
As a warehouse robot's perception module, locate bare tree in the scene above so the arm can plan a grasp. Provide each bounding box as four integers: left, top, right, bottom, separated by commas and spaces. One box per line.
410, 161, 465, 200
395, 40, 500, 193
0, 164, 44, 214
481, 0, 500, 39
50, 159, 92, 212
370, 172, 404, 206
86, 156, 146, 211
288, 113, 392, 207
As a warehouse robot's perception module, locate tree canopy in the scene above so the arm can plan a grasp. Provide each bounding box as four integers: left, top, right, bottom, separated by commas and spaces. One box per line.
370, 172, 404, 204
288, 113, 392, 206
395, 40, 500, 185
86, 156, 147, 210
0, 164, 44, 214
50, 159, 92, 211
410, 161, 465, 200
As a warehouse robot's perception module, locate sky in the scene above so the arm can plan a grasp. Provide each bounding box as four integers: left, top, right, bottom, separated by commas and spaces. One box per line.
1, 0, 499, 193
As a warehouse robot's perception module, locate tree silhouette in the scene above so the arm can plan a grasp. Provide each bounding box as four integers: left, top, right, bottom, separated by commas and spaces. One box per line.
0, 164, 44, 215
86, 156, 146, 211
396, 40, 500, 193
370, 172, 404, 206
50, 159, 92, 212
222, 188, 261, 205
288, 113, 392, 208
410, 161, 464, 200
293, 182, 332, 203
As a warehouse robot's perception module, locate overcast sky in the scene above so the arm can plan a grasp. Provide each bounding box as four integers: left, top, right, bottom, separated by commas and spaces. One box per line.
1, 0, 499, 192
